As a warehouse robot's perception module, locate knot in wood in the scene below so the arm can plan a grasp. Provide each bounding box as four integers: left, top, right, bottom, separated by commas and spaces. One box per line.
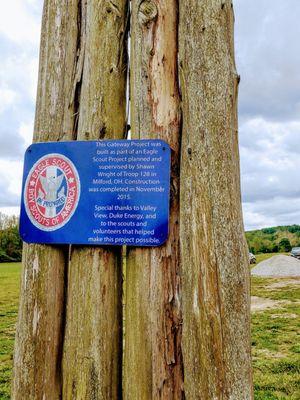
138, 0, 158, 25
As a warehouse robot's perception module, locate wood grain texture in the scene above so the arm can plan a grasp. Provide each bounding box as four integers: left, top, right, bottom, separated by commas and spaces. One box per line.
63, 247, 123, 400
179, 0, 253, 398
62, 0, 128, 399
124, 0, 184, 398
13, 0, 128, 398
12, 1, 79, 398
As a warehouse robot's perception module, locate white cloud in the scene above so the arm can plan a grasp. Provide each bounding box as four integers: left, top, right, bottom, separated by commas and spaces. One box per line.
243, 196, 300, 231
240, 117, 300, 229
0, 159, 23, 215
240, 117, 300, 203
0, 3, 40, 160
19, 121, 33, 150
234, 0, 300, 229
235, 0, 300, 121
0, 53, 39, 107
0, 87, 17, 113
0, 159, 23, 197
242, 206, 277, 231
0, 0, 42, 46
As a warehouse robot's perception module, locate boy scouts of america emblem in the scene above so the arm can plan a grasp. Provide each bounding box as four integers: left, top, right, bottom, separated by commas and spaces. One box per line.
24, 154, 80, 231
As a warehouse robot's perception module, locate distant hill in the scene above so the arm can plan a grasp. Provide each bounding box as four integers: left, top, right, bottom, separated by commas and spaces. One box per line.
246, 225, 300, 254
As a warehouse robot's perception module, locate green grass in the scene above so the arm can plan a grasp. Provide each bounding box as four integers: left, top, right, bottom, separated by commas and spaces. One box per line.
0, 262, 299, 399
251, 276, 300, 302
0, 262, 21, 400
251, 276, 300, 399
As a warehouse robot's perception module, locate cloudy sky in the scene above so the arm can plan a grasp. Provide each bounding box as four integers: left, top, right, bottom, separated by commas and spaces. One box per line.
0, 0, 299, 231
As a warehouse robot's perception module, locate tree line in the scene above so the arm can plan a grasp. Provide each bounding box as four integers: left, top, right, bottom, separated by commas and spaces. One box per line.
0, 213, 22, 262
246, 224, 300, 254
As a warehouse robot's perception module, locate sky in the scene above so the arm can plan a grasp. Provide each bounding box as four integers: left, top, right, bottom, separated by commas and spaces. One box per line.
0, 0, 299, 231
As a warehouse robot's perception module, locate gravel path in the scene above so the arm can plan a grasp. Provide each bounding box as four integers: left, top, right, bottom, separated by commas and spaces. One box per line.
251, 255, 300, 277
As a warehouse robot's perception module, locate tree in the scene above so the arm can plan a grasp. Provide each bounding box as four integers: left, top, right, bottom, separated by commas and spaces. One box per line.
0, 224, 22, 262
262, 227, 276, 234
13, 0, 253, 398
12, 1, 127, 399
287, 225, 300, 233
61, 2, 127, 398
126, 0, 252, 398
12, 3, 80, 398
279, 237, 292, 252
0, 213, 19, 230
0, 215, 22, 262
179, 0, 253, 398
124, 0, 183, 398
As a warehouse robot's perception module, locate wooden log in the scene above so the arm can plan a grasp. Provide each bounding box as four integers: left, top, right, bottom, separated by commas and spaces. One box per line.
179, 0, 253, 398
124, 0, 184, 398
12, 1, 80, 398
62, 1, 128, 399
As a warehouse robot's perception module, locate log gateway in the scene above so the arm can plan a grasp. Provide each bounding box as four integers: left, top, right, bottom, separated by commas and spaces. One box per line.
12, 1, 253, 399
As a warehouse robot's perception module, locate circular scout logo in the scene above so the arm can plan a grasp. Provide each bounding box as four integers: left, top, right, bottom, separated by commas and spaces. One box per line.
24, 153, 80, 231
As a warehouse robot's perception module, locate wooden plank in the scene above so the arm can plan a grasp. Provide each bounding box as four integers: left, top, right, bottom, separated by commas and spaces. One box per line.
62, 1, 128, 398
124, 0, 184, 398
12, 1, 80, 398
179, 0, 253, 398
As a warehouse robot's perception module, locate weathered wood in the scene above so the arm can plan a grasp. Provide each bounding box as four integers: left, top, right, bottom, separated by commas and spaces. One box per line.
179, 0, 253, 398
62, 1, 128, 398
124, 0, 183, 398
12, 1, 79, 398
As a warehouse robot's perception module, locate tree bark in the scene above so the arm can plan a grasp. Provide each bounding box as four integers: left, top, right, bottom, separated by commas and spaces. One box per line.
13, 0, 128, 399
179, 0, 253, 398
12, 0, 253, 398
62, 1, 128, 399
12, 1, 79, 398
124, 0, 184, 398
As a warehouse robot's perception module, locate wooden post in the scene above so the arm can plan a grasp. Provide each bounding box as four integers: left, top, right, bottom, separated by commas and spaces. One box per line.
124, 0, 184, 398
13, 0, 253, 398
12, 1, 79, 398
62, 1, 128, 398
179, 0, 253, 398
12, 0, 128, 399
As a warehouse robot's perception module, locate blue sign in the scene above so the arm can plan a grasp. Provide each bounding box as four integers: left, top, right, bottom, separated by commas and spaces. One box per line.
20, 140, 171, 246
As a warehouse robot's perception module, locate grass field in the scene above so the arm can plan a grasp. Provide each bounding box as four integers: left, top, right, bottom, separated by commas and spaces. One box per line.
0, 263, 21, 400
0, 259, 299, 399
251, 275, 300, 399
